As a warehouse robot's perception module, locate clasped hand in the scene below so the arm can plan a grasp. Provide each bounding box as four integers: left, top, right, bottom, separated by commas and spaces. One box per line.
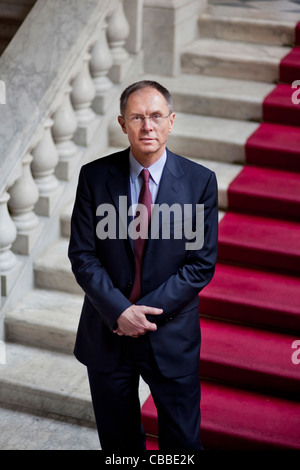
113, 305, 163, 338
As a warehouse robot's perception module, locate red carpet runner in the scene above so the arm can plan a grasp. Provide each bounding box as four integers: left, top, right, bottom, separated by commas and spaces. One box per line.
141, 22, 300, 449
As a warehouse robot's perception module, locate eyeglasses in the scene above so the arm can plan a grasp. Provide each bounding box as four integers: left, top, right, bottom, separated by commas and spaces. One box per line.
123, 113, 171, 126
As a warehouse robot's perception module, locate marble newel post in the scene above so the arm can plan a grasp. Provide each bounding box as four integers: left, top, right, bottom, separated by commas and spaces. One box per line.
143, 0, 207, 76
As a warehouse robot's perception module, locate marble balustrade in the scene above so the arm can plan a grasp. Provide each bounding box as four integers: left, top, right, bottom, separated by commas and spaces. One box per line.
0, 0, 142, 310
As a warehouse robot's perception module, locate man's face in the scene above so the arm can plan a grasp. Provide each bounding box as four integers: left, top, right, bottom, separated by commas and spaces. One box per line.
118, 87, 175, 166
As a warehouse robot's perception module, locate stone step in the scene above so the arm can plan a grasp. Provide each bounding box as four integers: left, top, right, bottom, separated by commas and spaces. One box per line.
0, 335, 150, 450
219, 212, 300, 275
181, 38, 290, 83
3, 289, 151, 411
206, 2, 300, 26
109, 113, 258, 164
227, 165, 300, 220
200, 317, 300, 397
144, 74, 274, 121
169, 113, 258, 163
0, 342, 94, 423
5, 288, 83, 354
197, 159, 242, 210
198, 12, 295, 47
34, 238, 80, 294
199, 263, 300, 334
0, 403, 99, 450
142, 379, 300, 449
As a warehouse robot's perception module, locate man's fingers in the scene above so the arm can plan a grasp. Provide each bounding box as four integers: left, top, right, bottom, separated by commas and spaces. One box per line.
140, 306, 163, 316
115, 305, 163, 338
145, 321, 157, 332
113, 327, 125, 336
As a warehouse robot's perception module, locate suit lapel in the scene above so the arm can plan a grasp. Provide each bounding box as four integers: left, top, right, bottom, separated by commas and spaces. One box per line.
154, 149, 184, 207
147, 149, 185, 248
105, 148, 134, 252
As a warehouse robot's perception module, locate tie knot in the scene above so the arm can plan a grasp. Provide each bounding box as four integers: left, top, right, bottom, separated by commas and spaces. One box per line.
140, 169, 150, 183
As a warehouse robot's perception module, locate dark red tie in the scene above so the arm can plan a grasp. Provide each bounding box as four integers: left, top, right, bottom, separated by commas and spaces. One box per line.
129, 169, 152, 303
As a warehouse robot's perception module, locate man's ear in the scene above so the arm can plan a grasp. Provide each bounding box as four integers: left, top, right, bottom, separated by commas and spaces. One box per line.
118, 115, 127, 134
168, 112, 175, 133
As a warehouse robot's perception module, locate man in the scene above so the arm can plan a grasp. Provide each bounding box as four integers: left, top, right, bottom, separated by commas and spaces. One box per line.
68, 80, 218, 451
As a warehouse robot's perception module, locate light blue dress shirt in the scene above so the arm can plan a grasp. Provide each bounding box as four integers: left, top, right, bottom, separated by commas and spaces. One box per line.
129, 150, 167, 211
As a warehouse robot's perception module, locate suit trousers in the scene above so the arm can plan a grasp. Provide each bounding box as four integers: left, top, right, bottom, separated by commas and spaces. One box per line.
87, 333, 202, 451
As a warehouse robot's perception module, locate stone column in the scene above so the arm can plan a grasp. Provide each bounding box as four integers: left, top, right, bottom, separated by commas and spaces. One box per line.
31, 118, 63, 215
90, 21, 114, 114
71, 52, 100, 146
0, 191, 20, 296
8, 154, 42, 255
143, 0, 207, 76
52, 87, 80, 181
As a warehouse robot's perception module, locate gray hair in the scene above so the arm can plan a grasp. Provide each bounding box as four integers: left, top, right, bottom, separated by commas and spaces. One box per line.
120, 80, 173, 116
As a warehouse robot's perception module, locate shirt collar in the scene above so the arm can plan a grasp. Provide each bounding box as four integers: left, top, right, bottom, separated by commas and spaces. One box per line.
129, 150, 167, 185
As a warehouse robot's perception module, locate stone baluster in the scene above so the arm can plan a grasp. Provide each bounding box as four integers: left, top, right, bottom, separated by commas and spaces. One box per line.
90, 21, 114, 114
8, 153, 42, 256
31, 118, 62, 216
52, 87, 80, 181
0, 191, 20, 296
71, 52, 99, 146
107, 0, 131, 83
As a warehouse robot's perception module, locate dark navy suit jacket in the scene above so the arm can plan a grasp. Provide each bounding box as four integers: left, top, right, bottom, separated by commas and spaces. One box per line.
68, 148, 218, 378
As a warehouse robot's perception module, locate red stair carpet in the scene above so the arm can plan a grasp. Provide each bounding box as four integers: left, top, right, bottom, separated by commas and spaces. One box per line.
141, 21, 300, 450
263, 83, 300, 126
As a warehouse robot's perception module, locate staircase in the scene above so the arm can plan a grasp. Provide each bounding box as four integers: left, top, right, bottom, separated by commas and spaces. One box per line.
0, 0, 37, 55
1, 1, 300, 450
140, 5, 300, 450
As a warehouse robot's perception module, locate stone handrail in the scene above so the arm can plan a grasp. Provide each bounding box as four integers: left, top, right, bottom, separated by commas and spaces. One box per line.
0, 0, 143, 313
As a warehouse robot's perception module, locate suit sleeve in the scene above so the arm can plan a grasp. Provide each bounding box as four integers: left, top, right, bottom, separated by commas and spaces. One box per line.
68, 166, 131, 331
137, 171, 218, 322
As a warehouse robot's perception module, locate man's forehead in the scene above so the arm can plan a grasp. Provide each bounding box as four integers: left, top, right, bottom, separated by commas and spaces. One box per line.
126, 87, 168, 111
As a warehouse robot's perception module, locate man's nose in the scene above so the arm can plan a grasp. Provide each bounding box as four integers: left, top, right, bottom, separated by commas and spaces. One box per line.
141, 116, 153, 130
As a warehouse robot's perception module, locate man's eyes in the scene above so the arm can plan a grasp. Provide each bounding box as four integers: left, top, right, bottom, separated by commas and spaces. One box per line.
132, 114, 162, 120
